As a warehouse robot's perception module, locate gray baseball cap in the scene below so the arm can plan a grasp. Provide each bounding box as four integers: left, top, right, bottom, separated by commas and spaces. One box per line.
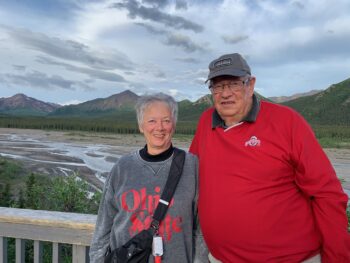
206, 53, 251, 82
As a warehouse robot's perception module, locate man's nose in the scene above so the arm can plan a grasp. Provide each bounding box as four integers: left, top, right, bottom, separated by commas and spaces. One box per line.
221, 85, 233, 97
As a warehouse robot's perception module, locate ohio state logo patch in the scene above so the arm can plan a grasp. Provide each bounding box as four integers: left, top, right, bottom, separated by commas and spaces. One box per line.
245, 136, 261, 147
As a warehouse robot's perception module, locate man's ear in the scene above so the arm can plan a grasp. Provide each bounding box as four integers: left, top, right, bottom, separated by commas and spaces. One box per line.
248, 76, 256, 96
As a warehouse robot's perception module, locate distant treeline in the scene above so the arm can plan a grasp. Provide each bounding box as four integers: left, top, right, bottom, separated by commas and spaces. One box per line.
0, 116, 197, 135
312, 124, 350, 139
1, 116, 350, 146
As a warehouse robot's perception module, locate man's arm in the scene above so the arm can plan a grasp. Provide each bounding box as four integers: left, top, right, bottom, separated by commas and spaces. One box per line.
189, 133, 199, 156
291, 114, 350, 262
189, 111, 205, 156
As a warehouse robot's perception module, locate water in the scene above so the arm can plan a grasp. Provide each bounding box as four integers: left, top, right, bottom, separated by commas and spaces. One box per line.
0, 132, 133, 187
0, 131, 349, 193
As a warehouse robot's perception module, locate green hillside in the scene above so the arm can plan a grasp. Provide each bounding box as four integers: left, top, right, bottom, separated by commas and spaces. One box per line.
50, 90, 138, 118
51, 106, 136, 120
178, 95, 212, 121
0, 107, 48, 116
283, 78, 350, 125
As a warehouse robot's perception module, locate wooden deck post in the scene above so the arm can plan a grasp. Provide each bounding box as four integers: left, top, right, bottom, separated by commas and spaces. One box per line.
15, 239, 25, 263
52, 242, 61, 263
72, 245, 89, 263
0, 237, 8, 263
34, 240, 43, 263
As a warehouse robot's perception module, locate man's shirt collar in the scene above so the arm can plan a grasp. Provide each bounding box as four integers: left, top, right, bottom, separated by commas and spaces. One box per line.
212, 94, 260, 129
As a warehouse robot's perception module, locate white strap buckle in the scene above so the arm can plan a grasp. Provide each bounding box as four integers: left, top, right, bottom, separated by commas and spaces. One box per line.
159, 199, 169, 206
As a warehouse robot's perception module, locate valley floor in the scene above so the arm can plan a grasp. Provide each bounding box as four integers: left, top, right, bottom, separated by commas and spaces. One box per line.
0, 128, 349, 193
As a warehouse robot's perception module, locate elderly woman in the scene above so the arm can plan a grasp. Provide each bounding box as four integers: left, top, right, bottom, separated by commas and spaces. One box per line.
90, 93, 207, 263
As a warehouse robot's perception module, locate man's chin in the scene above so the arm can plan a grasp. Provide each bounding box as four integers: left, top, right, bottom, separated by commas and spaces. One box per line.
217, 109, 238, 118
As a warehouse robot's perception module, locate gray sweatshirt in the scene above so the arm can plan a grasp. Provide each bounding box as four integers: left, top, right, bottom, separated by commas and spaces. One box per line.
89, 150, 208, 263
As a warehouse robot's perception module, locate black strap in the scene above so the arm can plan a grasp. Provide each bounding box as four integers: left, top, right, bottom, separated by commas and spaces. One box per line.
150, 148, 186, 229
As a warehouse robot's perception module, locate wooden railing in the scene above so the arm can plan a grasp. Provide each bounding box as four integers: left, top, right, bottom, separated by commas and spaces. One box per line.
0, 207, 97, 263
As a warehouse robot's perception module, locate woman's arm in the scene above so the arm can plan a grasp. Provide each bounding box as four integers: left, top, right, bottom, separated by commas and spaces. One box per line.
89, 166, 119, 263
192, 156, 209, 263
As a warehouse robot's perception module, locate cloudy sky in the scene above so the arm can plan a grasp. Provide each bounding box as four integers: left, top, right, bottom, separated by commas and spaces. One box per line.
0, 0, 350, 105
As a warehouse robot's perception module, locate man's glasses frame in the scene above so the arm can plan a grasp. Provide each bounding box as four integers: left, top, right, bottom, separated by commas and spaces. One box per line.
209, 77, 251, 94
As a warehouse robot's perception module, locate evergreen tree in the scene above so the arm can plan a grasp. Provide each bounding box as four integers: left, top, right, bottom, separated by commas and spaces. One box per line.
18, 189, 26, 208
24, 173, 46, 209
47, 174, 99, 213
25, 173, 37, 209
0, 183, 12, 207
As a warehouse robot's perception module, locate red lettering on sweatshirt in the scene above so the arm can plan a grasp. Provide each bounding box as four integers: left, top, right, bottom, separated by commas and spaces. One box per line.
121, 189, 140, 212
120, 186, 182, 242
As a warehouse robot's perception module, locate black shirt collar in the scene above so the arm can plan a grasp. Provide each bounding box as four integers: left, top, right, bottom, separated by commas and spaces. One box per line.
139, 144, 174, 162
212, 94, 260, 129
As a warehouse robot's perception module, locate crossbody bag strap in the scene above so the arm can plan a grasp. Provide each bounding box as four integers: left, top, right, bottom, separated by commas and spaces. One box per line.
150, 148, 186, 231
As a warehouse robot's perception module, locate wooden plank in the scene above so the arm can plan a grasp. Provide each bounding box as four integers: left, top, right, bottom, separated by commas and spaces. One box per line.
34, 240, 43, 263
0, 207, 96, 230
0, 222, 94, 246
0, 207, 97, 262
72, 245, 87, 263
52, 243, 60, 263
0, 207, 96, 246
15, 239, 25, 263
0, 236, 8, 263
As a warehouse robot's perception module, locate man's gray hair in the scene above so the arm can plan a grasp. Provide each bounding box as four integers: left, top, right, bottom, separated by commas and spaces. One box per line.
135, 93, 178, 126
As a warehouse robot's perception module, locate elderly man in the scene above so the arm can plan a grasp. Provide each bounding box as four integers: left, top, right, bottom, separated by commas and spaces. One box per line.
190, 53, 350, 263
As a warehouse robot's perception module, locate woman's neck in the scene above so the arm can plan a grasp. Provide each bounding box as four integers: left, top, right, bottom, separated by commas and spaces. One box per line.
139, 144, 174, 162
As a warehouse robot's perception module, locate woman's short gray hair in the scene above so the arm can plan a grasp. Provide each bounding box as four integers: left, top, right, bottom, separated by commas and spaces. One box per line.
135, 93, 178, 126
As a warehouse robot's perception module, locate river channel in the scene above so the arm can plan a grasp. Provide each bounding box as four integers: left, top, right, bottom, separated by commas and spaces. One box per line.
0, 128, 349, 194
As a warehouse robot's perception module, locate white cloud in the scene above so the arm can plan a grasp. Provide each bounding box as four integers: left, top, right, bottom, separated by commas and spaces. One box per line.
73, 1, 131, 43
288, 26, 316, 45
59, 99, 84, 106
169, 89, 178, 97
324, 16, 350, 35
1, 0, 350, 103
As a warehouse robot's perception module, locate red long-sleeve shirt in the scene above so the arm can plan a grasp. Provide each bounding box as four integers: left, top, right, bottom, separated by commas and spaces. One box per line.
190, 100, 350, 263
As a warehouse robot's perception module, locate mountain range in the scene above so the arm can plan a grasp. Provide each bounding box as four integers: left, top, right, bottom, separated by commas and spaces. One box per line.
0, 93, 60, 116
1, 78, 349, 125
269, 89, 322, 103
50, 90, 139, 121
283, 78, 350, 125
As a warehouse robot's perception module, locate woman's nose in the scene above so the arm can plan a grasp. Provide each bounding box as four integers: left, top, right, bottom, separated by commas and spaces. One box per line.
155, 121, 164, 130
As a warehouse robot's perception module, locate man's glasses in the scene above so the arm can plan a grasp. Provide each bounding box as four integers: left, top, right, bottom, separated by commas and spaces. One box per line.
209, 78, 250, 94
